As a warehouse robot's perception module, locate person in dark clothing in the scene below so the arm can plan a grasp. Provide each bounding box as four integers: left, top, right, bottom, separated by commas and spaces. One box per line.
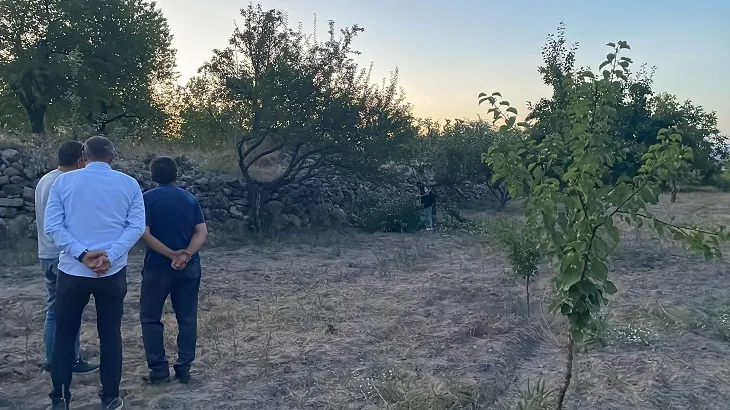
416, 181, 436, 230
139, 156, 208, 385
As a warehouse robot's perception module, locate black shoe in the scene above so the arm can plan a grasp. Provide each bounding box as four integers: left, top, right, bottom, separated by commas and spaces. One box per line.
143, 374, 170, 385
49, 399, 69, 410
101, 397, 123, 410
175, 371, 190, 384
73, 358, 99, 373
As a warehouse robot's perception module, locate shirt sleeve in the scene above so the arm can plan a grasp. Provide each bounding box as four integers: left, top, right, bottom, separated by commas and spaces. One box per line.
105, 183, 146, 261
44, 178, 87, 259
143, 191, 151, 228
193, 200, 205, 225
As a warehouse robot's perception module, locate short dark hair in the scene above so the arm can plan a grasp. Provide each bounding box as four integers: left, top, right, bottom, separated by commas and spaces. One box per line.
149, 156, 178, 184
57, 141, 83, 167
83, 135, 116, 162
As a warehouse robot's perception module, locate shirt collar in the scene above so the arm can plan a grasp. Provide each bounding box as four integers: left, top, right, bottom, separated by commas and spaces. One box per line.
86, 161, 112, 170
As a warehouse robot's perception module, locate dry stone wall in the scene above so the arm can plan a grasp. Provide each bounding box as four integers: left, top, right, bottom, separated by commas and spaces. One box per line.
0, 146, 501, 244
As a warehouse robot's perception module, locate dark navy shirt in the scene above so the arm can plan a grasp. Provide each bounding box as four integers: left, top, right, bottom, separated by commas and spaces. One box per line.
143, 184, 205, 271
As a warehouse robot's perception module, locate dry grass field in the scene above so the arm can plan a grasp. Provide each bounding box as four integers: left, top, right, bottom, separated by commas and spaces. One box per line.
1, 191, 729, 410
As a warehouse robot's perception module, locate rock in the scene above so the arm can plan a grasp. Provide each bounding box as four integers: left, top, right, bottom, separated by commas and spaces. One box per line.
266, 200, 285, 217
229, 206, 245, 219
232, 198, 249, 207
222, 175, 242, 190
210, 209, 228, 221
203, 208, 212, 220
24, 168, 35, 180
195, 177, 209, 189
0, 207, 17, 218
0, 185, 22, 196
9, 176, 24, 185
22, 187, 34, 202
0, 198, 23, 207
1, 149, 21, 163
0, 176, 8, 186
2, 167, 20, 177
288, 214, 302, 228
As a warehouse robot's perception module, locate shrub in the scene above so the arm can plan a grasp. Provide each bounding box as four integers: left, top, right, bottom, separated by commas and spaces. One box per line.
491, 218, 540, 318
353, 196, 422, 233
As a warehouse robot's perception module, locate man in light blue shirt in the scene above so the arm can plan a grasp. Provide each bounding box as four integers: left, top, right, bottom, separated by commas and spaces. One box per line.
44, 136, 145, 410
35, 141, 98, 374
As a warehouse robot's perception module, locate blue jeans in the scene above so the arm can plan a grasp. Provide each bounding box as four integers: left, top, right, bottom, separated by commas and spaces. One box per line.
41, 258, 80, 365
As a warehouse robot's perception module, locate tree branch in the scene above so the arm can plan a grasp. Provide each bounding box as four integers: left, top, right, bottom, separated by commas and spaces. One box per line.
614, 210, 718, 236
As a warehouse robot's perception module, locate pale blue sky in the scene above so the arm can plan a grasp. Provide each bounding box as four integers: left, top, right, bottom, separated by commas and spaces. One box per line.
156, 0, 729, 133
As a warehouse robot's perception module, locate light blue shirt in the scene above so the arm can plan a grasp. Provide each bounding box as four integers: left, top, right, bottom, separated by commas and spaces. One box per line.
44, 162, 146, 278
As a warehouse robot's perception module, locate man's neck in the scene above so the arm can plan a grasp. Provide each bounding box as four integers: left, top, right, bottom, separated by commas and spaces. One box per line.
57, 166, 74, 173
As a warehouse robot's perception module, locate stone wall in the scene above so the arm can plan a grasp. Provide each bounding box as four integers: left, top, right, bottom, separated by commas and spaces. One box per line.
0, 145, 501, 244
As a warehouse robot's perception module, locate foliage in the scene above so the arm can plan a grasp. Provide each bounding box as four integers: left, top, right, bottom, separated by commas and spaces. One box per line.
352, 195, 421, 233
193, 5, 416, 229
526, 24, 728, 186
414, 118, 511, 207
491, 218, 540, 318
0, 0, 175, 134
433, 203, 487, 234
516, 379, 554, 410
416, 119, 497, 185
480, 39, 729, 408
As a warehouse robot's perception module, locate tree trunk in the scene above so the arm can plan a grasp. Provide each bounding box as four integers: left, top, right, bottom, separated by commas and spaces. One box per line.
26, 104, 47, 134
246, 184, 263, 233
556, 333, 575, 410
525, 276, 530, 320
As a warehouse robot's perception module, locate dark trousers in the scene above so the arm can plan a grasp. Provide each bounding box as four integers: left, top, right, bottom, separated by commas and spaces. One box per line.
50, 268, 127, 403
140, 261, 201, 378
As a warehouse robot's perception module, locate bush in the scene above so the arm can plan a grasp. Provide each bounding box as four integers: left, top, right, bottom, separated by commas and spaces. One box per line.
353, 196, 422, 233
490, 218, 540, 318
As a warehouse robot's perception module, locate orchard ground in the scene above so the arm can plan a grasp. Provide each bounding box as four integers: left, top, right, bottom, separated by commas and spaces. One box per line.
0, 191, 729, 410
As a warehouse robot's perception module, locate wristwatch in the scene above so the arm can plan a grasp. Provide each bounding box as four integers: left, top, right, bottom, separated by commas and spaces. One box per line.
76, 250, 88, 262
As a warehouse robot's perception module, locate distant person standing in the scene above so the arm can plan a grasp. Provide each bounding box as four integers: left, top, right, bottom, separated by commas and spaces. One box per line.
45, 136, 145, 410
417, 181, 436, 231
140, 156, 208, 385
35, 141, 99, 375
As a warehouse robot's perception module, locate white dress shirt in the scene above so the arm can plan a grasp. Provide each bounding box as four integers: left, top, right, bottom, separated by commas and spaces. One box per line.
44, 162, 145, 278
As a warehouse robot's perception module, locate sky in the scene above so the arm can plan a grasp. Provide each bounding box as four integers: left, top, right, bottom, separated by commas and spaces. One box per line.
155, 0, 730, 134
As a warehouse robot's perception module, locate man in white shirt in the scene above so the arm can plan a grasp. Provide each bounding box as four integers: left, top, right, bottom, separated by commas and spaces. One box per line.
44, 136, 145, 410
35, 141, 99, 375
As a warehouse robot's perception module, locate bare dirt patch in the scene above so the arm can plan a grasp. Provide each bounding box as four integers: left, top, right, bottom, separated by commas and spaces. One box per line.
0, 192, 729, 409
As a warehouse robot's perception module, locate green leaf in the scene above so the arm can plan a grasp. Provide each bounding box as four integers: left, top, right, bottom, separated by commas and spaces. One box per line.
606, 53, 616, 62
591, 260, 608, 280
603, 280, 618, 295
506, 106, 518, 115
599, 61, 610, 70
607, 42, 616, 48
492, 92, 502, 97
640, 186, 656, 203
499, 100, 510, 106
608, 226, 620, 245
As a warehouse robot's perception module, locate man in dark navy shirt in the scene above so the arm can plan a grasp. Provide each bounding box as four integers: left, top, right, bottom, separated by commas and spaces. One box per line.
139, 156, 208, 385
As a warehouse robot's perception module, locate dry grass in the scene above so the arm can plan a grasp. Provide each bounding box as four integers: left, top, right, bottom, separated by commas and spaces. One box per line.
1, 192, 730, 409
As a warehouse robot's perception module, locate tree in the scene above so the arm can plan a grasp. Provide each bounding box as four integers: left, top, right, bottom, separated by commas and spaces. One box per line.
0, 0, 175, 134
526, 25, 728, 187
480, 41, 728, 409
415, 118, 510, 208
648, 93, 728, 184
199, 4, 416, 229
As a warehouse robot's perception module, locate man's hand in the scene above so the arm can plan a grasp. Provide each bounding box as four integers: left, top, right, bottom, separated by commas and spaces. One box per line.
83, 250, 110, 275
170, 250, 191, 271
